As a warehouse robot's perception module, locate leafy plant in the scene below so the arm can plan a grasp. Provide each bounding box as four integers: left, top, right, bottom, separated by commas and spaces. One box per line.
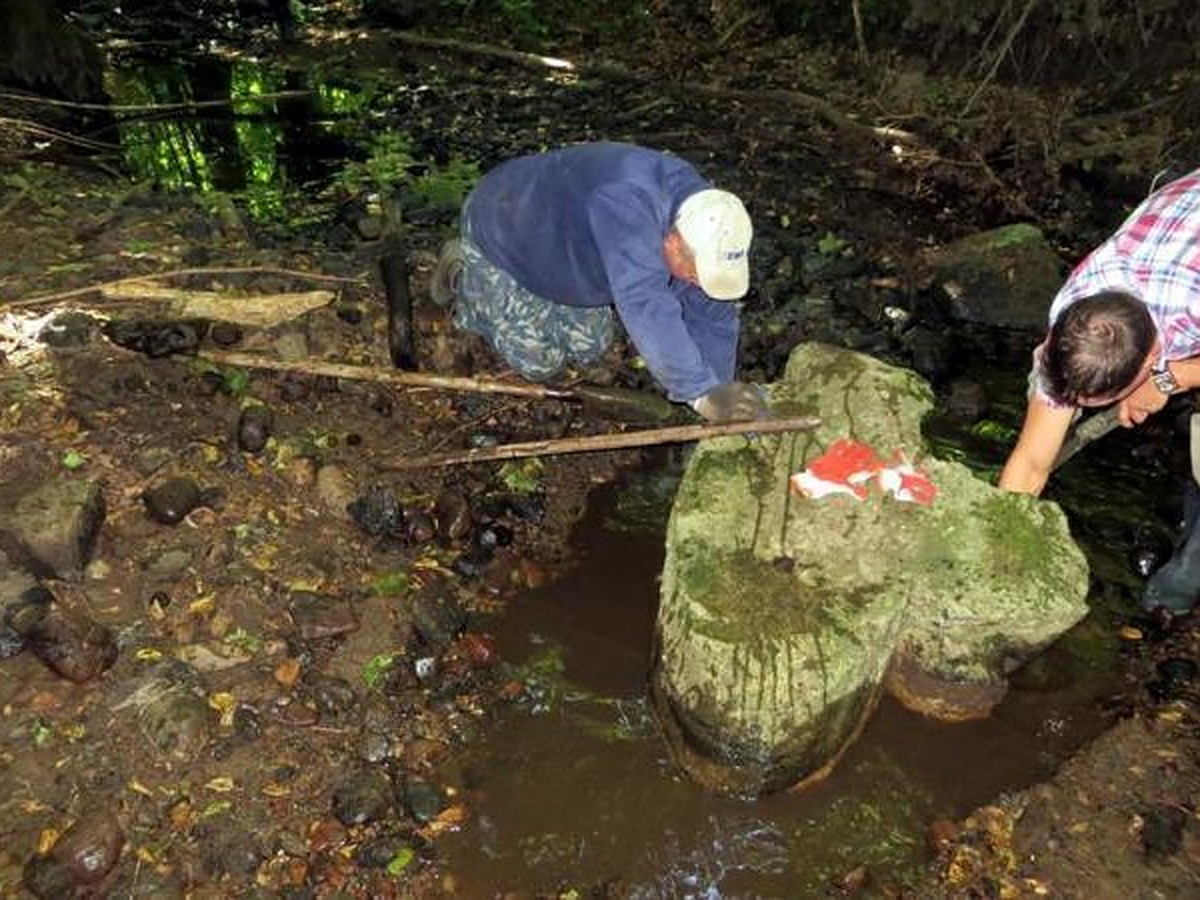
498, 458, 544, 494
362, 652, 398, 689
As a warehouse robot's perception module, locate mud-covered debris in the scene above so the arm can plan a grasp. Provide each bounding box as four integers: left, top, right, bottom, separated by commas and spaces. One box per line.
102, 318, 209, 357
287, 591, 360, 640
348, 486, 406, 538
332, 770, 394, 826
142, 477, 202, 526
236, 404, 274, 453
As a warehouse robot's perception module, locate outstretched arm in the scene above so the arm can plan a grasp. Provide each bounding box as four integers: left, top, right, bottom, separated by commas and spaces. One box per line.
998, 398, 1077, 496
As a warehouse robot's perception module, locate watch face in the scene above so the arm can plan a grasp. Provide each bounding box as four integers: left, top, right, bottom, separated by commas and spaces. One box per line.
1153, 368, 1179, 394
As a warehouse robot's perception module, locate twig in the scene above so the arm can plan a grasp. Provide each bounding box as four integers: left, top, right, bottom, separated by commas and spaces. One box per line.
851, 0, 870, 68
198, 351, 577, 401
959, 0, 1041, 118
3, 267, 364, 310
384, 416, 823, 470
1051, 406, 1121, 471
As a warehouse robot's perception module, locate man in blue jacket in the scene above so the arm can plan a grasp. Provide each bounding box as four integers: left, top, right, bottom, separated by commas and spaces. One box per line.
430, 143, 767, 422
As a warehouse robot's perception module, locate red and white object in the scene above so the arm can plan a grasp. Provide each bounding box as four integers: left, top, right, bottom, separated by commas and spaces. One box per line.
791, 439, 937, 507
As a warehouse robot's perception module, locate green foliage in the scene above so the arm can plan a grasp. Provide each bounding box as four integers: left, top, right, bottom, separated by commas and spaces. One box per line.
362, 652, 398, 689
335, 130, 479, 212
61, 449, 87, 470
369, 571, 410, 596
498, 457, 544, 493
412, 156, 481, 210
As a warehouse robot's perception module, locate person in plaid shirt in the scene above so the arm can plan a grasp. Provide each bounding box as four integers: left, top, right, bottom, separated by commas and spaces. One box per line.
1000, 167, 1200, 610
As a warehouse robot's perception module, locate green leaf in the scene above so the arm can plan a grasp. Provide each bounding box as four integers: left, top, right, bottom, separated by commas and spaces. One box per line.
386, 846, 415, 876
498, 458, 544, 494
362, 653, 397, 690
817, 231, 848, 256
369, 571, 409, 596
61, 449, 87, 470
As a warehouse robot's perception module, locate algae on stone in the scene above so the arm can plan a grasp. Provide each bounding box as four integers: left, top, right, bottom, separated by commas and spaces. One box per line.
655, 343, 1089, 795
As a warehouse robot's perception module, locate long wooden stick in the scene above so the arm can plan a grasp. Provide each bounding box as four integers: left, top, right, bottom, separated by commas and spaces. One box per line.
3, 267, 364, 310
1051, 406, 1121, 471
385, 416, 822, 470
199, 350, 576, 400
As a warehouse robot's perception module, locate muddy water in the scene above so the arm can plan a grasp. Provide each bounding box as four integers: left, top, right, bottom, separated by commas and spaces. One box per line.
439, 468, 1121, 898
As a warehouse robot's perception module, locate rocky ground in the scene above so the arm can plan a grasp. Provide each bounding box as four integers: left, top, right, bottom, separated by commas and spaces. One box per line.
1, 5, 1200, 898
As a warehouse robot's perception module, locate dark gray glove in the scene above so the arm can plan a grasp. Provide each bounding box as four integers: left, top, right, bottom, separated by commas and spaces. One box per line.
691, 381, 771, 423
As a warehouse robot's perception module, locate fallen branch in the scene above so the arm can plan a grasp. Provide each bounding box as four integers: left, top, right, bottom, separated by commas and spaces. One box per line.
385, 416, 823, 470
1052, 406, 1120, 471
198, 350, 576, 400
0, 89, 314, 115
3, 267, 364, 310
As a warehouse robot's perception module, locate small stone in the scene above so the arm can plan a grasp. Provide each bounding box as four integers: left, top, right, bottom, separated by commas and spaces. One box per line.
53, 809, 125, 885
287, 591, 359, 640
233, 705, 262, 742
434, 489, 472, 542
305, 674, 358, 717
401, 778, 444, 824
336, 305, 363, 325
23, 855, 74, 899
409, 581, 466, 650
331, 771, 393, 826
142, 478, 202, 526
209, 322, 243, 347
315, 465, 355, 521
237, 406, 274, 454
348, 486, 405, 538
404, 511, 436, 545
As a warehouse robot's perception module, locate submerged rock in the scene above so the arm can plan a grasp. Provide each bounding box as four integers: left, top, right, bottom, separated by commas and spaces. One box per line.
17, 592, 117, 683
331, 770, 394, 826
115, 660, 211, 762
348, 486, 406, 539
654, 343, 1089, 795
236, 405, 273, 454
287, 591, 359, 640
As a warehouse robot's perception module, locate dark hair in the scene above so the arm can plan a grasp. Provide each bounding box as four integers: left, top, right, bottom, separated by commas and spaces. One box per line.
1040, 291, 1156, 404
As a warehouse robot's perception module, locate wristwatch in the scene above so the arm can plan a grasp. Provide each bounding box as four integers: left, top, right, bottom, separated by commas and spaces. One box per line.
1151, 363, 1180, 395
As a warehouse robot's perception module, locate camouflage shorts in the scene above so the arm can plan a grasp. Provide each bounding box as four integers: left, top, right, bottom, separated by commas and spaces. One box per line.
455, 225, 615, 382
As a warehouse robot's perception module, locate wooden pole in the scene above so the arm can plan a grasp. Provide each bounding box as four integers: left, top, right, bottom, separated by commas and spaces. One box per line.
198, 350, 576, 400
384, 416, 823, 470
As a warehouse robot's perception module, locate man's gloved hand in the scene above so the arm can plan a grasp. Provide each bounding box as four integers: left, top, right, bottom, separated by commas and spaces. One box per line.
690, 381, 771, 423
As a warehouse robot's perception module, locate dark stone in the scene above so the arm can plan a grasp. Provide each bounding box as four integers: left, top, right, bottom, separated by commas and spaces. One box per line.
506, 492, 546, 522
0, 479, 106, 578
369, 392, 393, 417
23, 855, 75, 899
942, 379, 988, 422
348, 486, 406, 539
1141, 803, 1188, 859
237, 405, 274, 454
209, 322, 243, 347
233, 705, 262, 742
434, 489, 473, 543
355, 832, 415, 868
142, 477, 202, 525
331, 771, 393, 826
409, 581, 465, 649
305, 674, 358, 718
452, 547, 492, 579
53, 809, 125, 884
404, 511, 436, 545
287, 591, 359, 640
279, 378, 309, 402
336, 305, 363, 325
24, 604, 118, 682
102, 318, 209, 358
0, 583, 52, 658
401, 778, 444, 824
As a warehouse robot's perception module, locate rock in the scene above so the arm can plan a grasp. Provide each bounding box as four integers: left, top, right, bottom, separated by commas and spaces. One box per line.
209, 322, 243, 347
236, 405, 273, 453
942, 379, 988, 422
434, 488, 473, 542
405, 511, 436, 544
1141, 802, 1188, 859
38, 311, 98, 348
654, 343, 1090, 795
142, 478, 201, 526
102, 318, 209, 357
22, 601, 117, 683
0, 478, 106, 579
114, 660, 211, 762
305, 674, 358, 717
331, 770, 393, 826
0, 575, 45, 659
22, 855, 74, 899
315, 465, 355, 521
348, 486, 405, 538
927, 224, 1065, 329
287, 591, 359, 640
401, 778, 444, 824
409, 580, 466, 650
50, 809, 125, 884
272, 330, 309, 361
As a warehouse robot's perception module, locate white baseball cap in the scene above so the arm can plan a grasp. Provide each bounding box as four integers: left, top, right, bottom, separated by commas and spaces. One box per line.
674, 189, 752, 300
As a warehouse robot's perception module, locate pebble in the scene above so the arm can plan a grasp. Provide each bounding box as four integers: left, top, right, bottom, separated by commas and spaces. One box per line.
142, 478, 202, 525
331, 771, 394, 826
236, 405, 274, 454
401, 778, 445, 824
305, 674, 358, 717
287, 591, 360, 640
348, 486, 405, 539
434, 488, 473, 542
209, 322, 243, 347
409, 581, 466, 650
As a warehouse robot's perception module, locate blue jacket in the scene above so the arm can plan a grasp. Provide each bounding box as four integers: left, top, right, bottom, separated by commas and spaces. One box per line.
463, 143, 741, 402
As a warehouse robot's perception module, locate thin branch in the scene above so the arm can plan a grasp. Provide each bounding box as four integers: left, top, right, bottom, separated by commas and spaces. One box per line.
851, 0, 870, 68
385, 416, 823, 470
3, 267, 364, 310
959, 0, 1041, 118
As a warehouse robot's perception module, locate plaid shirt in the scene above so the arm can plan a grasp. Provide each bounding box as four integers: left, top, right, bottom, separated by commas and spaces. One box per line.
1033, 168, 1200, 404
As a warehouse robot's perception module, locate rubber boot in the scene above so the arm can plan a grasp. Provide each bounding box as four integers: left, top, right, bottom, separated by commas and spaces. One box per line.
1143, 474, 1200, 614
